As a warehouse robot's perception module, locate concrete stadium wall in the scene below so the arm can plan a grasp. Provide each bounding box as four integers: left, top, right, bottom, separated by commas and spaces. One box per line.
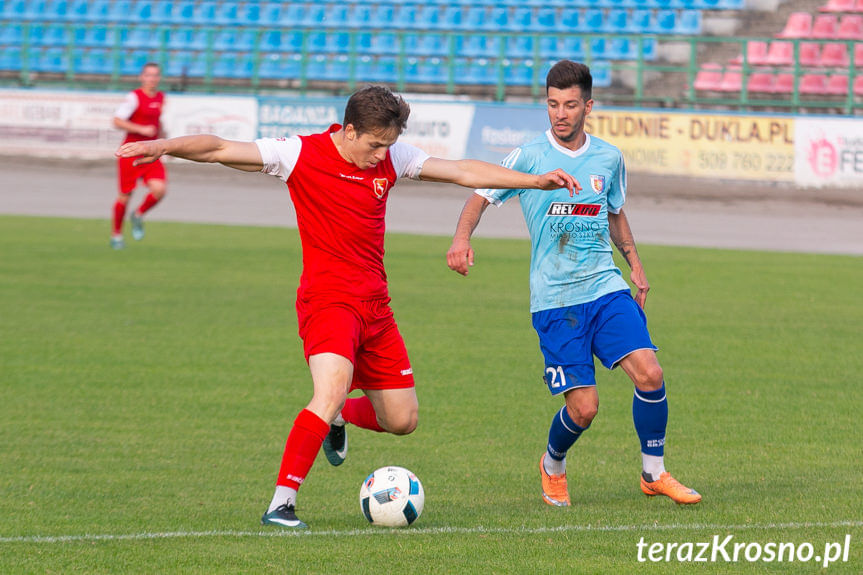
1, 89, 861, 188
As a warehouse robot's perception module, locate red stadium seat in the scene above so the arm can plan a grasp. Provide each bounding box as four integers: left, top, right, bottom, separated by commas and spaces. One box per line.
836, 15, 863, 39
773, 73, 795, 93
693, 63, 722, 91
765, 41, 794, 66
820, 0, 855, 11
826, 74, 849, 94
799, 42, 821, 66
731, 40, 769, 65
854, 76, 863, 95
746, 72, 775, 93
820, 43, 850, 66
857, 0, 863, 11
777, 12, 812, 38
718, 69, 743, 92
812, 14, 839, 38
798, 73, 830, 93
856, 43, 863, 65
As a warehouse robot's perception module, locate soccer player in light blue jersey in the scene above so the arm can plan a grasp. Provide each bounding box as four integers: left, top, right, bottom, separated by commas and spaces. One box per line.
447, 60, 701, 506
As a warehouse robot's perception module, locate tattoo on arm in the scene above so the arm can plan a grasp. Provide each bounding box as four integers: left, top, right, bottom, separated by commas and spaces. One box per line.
614, 239, 637, 268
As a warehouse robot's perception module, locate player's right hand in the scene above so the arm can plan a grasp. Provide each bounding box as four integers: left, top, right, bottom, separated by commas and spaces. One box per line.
116, 140, 164, 166
446, 238, 475, 276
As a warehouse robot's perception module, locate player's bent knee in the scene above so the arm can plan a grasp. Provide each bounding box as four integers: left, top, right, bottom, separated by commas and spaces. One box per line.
382, 411, 417, 435
568, 403, 598, 427
633, 364, 664, 391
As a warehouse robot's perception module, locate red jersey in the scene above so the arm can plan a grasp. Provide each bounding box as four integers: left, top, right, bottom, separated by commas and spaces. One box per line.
117, 89, 164, 144
256, 125, 429, 302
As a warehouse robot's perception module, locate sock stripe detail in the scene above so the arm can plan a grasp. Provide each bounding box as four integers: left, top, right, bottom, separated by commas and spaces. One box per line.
633, 388, 666, 404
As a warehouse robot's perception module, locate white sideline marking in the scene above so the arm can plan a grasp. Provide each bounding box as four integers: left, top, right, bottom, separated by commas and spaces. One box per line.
2, 520, 861, 545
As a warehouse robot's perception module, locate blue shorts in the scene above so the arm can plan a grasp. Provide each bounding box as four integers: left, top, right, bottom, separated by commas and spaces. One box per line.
531, 290, 657, 395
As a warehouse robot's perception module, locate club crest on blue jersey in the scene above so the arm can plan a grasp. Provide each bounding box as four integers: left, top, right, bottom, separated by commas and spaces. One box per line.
589, 175, 605, 193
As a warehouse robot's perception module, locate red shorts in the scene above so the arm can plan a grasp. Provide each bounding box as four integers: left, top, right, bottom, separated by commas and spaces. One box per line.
296, 297, 415, 391
118, 156, 166, 194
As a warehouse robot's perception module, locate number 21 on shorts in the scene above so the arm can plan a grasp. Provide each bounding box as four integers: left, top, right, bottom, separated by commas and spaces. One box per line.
545, 366, 567, 389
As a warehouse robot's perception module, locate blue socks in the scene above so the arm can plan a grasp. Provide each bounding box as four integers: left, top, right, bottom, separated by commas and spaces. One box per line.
546, 405, 587, 464
632, 383, 668, 457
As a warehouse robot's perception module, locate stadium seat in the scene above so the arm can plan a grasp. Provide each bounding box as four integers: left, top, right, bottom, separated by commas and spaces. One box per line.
626, 9, 654, 33
32, 46, 67, 73
504, 59, 537, 86
746, 72, 775, 93
676, 10, 702, 34
67, 0, 90, 21
454, 57, 497, 85
305, 31, 328, 54
855, 75, 863, 95
532, 7, 558, 32
73, 47, 111, 75
45, 0, 69, 20
213, 29, 257, 52
75, 24, 115, 48
799, 42, 821, 66
773, 73, 795, 93
826, 74, 849, 94
368, 32, 397, 55
39, 23, 70, 47
856, 43, 863, 66
213, 51, 254, 79
506, 35, 535, 58
765, 41, 794, 66
258, 53, 302, 80
126, 27, 162, 50
395, 5, 418, 28
164, 50, 206, 77
347, 6, 372, 28
819, 0, 854, 11
132, 0, 153, 23
731, 40, 769, 65
461, 34, 502, 58
777, 12, 813, 38
507, 8, 533, 32
442, 5, 466, 30
582, 9, 605, 32
167, 28, 208, 51
560, 9, 581, 31
279, 4, 305, 27
150, 1, 175, 24
191, 2, 217, 25
812, 14, 840, 38
798, 73, 830, 93
604, 9, 630, 32
0, 23, 24, 45
693, 62, 722, 90
120, 50, 154, 76
820, 42, 850, 66
857, 0, 863, 12
836, 15, 863, 39
170, 1, 197, 24
0, 46, 22, 71
718, 69, 743, 92
84, 0, 110, 22
654, 10, 678, 33
20, 0, 48, 20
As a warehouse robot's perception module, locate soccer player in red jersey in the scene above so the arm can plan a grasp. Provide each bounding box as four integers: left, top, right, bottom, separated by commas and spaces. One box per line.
111, 62, 166, 249
117, 86, 579, 528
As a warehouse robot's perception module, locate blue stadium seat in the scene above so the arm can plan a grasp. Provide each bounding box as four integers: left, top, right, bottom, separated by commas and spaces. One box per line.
372, 5, 396, 27
405, 57, 448, 84
507, 7, 533, 31
259, 29, 283, 52
539, 35, 586, 59
454, 57, 497, 85
348, 5, 373, 28
354, 32, 374, 54
604, 9, 630, 32
259, 3, 282, 24
654, 10, 677, 32
167, 27, 209, 50
368, 32, 397, 55
164, 50, 206, 77
39, 23, 70, 47
132, 0, 154, 23
169, 1, 196, 24
66, 0, 90, 21
1, 0, 26, 19
0, 46, 22, 71
213, 51, 254, 79
126, 27, 162, 49
21, 0, 48, 20
505, 35, 535, 58
45, 0, 69, 20
191, 1, 217, 25
73, 47, 111, 75
361, 56, 399, 84
560, 9, 580, 31
676, 10, 702, 34
582, 9, 605, 32
279, 4, 305, 27
120, 50, 156, 75
238, 2, 262, 25
151, 1, 175, 24
461, 34, 502, 58
587, 37, 608, 59
305, 31, 328, 54
415, 5, 441, 30
626, 9, 653, 33
280, 30, 305, 53
214, 1, 239, 26
395, 5, 418, 29
213, 28, 256, 51
442, 5, 466, 30
32, 46, 67, 73
0, 23, 24, 45
532, 8, 558, 32
258, 53, 302, 80
409, 33, 449, 57
324, 32, 351, 54
105, 0, 131, 22
319, 4, 349, 28
504, 58, 536, 86
74, 24, 114, 47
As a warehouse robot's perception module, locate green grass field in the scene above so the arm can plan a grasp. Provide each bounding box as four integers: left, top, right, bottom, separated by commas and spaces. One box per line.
1, 215, 861, 574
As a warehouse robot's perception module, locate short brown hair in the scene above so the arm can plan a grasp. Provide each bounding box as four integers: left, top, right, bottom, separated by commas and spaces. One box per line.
343, 86, 411, 136
546, 60, 592, 101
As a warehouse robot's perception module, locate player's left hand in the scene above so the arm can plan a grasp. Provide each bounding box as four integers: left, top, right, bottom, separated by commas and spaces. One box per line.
538, 169, 580, 197
446, 238, 475, 276
630, 267, 650, 308
116, 140, 164, 166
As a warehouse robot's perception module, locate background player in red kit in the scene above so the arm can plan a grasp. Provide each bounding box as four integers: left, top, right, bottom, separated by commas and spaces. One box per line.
111, 62, 166, 250
116, 86, 579, 528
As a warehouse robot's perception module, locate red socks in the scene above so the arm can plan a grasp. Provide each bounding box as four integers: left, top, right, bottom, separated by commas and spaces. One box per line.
276, 409, 330, 489
112, 200, 127, 235
342, 396, 384, 432
136, 192, 161, 215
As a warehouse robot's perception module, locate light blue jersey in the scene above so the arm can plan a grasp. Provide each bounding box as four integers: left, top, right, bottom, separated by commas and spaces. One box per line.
478, 131, 630, 313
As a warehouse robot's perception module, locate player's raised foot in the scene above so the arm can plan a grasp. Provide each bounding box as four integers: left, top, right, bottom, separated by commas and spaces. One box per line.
322, 423, 347, 466
261, 504, 308, 529
640, 471, 701, 505
539, 453, 570, 507
110, 235, 125, 250
130, 212, 145, 241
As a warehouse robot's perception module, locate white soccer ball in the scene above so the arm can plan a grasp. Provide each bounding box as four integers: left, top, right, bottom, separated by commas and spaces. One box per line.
359, 466, 424, 527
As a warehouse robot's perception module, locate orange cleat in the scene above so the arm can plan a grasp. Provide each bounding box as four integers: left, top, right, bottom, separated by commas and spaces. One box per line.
539, 454, 570, 507
640, 472, 701, 504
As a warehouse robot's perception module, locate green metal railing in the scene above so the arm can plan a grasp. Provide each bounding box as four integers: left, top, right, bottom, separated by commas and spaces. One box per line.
1, 22, 860, 114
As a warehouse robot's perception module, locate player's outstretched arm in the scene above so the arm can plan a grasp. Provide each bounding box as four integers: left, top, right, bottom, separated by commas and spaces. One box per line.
447, 194, 490, 276
115, 135, 264, 172
420, 158, 580, 196
608, 209, 650, 308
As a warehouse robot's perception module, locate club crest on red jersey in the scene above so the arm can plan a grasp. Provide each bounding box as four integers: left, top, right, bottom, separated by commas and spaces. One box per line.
589, 175, 605, 193
373, 178, 390, 199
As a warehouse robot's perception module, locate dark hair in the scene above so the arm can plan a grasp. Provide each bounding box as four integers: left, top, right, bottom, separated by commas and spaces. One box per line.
343, 85, 411, 136
546, 60, 592, 101
142, 62, 161, 72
